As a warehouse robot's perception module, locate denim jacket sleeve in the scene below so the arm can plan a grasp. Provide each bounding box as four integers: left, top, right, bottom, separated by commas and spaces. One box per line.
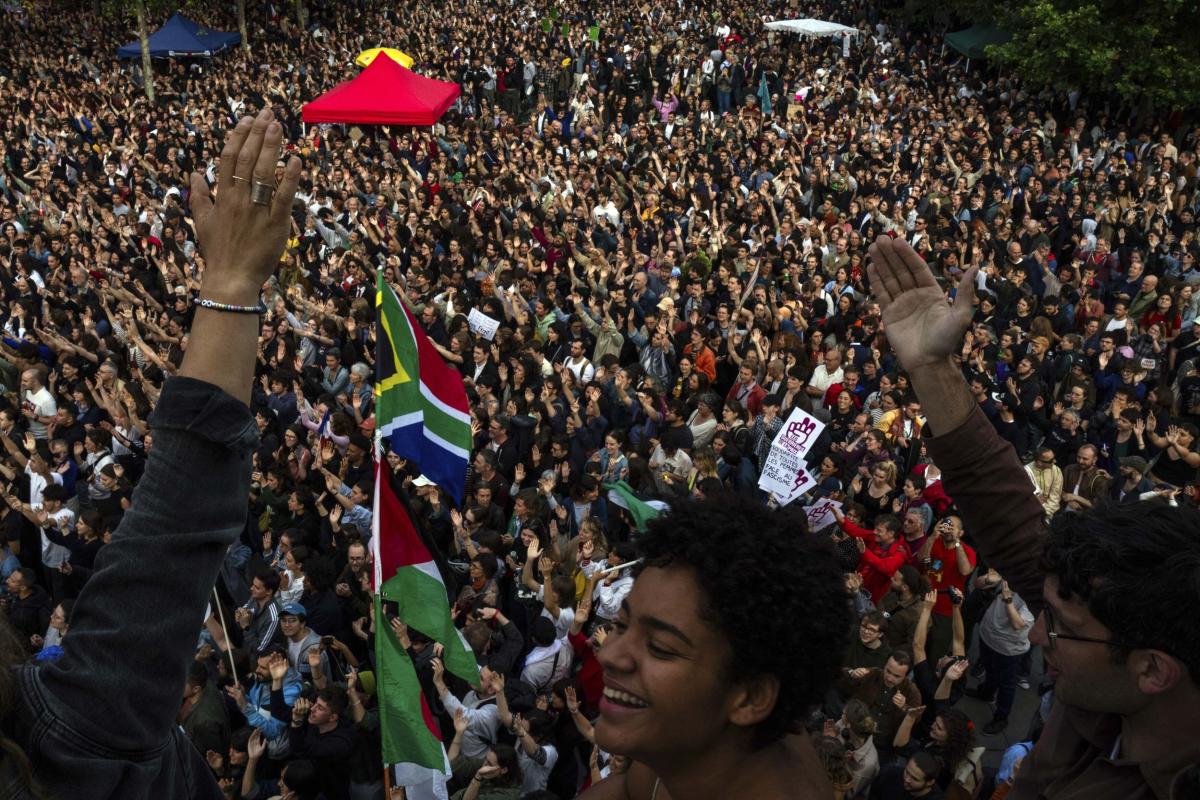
38, 376, 259, 752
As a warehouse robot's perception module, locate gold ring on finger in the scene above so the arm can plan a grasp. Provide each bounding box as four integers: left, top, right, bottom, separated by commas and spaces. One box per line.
251, 180, 275, 206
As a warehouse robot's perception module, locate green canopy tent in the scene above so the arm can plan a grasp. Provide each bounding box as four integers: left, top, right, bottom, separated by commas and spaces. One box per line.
944, 24, 1010, 69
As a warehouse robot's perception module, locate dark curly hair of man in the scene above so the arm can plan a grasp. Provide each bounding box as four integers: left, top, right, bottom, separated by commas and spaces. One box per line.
1043, 500, 1200, 686
637, 493, 852, 747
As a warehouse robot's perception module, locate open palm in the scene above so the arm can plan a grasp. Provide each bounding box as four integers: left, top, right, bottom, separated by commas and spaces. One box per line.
867, 236, 977, 371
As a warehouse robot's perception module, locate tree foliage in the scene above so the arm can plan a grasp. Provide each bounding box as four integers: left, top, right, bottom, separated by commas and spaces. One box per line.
992, 0, 1200, 110
918, 0, 1200, 111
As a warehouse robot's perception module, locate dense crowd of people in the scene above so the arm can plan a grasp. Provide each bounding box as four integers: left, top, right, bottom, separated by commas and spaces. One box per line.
1, 0, 1199, 798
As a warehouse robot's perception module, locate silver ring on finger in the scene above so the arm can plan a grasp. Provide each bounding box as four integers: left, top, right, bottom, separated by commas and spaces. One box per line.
231, 175, 251, 184
251, 180, 275, 206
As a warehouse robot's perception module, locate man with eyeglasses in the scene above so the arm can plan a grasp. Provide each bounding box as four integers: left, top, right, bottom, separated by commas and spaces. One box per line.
870, 235, 1200, 800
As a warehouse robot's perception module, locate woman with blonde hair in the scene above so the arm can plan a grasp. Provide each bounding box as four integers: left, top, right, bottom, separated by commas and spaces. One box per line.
836, 698, 880, 797
564, 517, 610, 600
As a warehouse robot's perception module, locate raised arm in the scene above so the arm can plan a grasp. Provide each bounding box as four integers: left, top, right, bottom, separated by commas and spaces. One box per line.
867, 235, 1046, 612
37, 109, 302, 754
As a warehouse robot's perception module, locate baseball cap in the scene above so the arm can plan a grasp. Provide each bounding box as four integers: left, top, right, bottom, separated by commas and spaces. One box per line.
280, 602, 307, 619
412, 474, 435, 487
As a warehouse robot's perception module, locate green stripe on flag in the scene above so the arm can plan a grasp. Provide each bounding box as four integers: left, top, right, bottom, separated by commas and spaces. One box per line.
382, 566, 479, 687
375, 595, 447, 770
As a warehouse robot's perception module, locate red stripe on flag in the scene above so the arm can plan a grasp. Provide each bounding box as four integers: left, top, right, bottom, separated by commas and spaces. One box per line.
419, 691, 443, 742
375, 465, 434, 577
397, 300, 471, 414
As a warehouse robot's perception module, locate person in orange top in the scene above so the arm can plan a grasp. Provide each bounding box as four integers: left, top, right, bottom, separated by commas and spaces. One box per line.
682, 327, 717, 382
832, 508, 911, 604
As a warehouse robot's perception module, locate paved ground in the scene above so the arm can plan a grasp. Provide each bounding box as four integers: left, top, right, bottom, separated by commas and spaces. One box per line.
958, 642, 1046, 771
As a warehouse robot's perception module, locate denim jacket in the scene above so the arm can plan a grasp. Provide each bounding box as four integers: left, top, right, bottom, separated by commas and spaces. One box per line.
3, 377, 259, 799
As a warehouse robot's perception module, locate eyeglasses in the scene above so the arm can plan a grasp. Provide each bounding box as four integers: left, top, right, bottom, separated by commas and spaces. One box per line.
1041, 605, 1142, 651
1036, 458, 1054, 465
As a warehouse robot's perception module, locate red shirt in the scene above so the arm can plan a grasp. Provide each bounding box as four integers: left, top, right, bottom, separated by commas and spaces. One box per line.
926, 537, 976, 616
568, 631, 605, 714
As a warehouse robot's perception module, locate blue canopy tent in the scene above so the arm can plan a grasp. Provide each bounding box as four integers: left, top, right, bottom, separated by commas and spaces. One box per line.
117, 13, 240, 58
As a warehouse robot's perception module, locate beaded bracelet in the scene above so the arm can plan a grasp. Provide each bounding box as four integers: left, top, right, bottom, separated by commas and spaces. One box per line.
194, 297, 268, 315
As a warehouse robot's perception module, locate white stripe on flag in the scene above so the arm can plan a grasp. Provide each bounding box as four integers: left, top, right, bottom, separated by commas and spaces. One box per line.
419, 380, 472, 425
422, 426, 471, 461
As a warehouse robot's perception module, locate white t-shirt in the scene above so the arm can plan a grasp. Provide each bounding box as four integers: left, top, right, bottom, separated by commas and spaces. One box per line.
536, 584, 575, 640
23, 387, 56, 440
519, 743, 558, 794
40, 507, 76, 569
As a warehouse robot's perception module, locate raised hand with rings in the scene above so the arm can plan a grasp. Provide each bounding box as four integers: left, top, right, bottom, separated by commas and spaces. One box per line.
188, 107, 299, 304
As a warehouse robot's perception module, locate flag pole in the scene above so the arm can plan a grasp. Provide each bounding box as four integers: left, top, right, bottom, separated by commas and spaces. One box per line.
210, 588, 241, 688
383, 761, 395, 797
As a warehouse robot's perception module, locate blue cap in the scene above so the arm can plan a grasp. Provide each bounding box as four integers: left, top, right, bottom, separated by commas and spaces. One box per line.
280, 602, 307, 618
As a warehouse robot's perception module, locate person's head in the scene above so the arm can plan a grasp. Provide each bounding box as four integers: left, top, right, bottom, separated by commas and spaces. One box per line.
873, 514, 900, 547
858, 610, 885, 647
250, 570, 280, 603
1076, 443, 1099, 470
594, 494, 849, 761
479, 744, 522, 787
1030, 502, 1200, 716
840, 698, 878, 748
279, 602, 308, 639
308, 686, 348, 730
49, 599, 74, 635
470, 552, 499, 583
890, 564, 928, 599
347, 542, 368, 572
882, 651, 912, 689
902, 750, 942, 795
254, 645, 289, 682
277, 758, 321, 799
929, 707, 975, 767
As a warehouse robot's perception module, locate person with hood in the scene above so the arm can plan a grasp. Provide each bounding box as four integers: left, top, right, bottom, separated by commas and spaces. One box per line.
279, 602, 331, 685
520, 616, 573, 695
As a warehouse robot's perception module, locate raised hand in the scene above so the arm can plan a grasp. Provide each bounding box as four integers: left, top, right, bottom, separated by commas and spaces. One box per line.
268, 651, 289, 682
564, 685, 581, 715
867, 236, 977, 371
189, 108, 302, 299
246, 730, 267, 761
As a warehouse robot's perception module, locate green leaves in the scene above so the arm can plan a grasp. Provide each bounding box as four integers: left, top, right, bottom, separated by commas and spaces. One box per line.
921, 0, 1200, 109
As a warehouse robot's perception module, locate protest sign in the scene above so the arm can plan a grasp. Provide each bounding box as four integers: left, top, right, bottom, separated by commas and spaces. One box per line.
757, 408, 825, 505
467, 308, 500, 341
802, 498, 842, 531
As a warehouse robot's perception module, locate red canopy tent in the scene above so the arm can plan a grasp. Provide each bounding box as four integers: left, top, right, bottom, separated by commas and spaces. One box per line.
301, 54, 460, 126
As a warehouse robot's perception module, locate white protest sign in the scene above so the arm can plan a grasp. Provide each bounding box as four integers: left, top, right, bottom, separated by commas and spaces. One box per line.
842, 32, 851, 58
802, 498, 843, 531
757, 408, 826, 505
773, 408, 826, 460
467, 308, 500, 341
758, 450, 814, 505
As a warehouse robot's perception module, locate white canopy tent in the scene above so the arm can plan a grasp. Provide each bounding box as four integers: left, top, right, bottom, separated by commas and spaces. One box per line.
764, 19, 860, 38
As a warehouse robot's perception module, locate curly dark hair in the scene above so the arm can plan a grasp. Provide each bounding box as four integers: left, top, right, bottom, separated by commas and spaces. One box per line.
1043, 501, 1200, 687
637, 494, 852, 747
932, 707, 975, 775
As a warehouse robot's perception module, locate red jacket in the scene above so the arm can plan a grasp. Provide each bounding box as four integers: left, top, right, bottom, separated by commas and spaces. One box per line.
838, 517, 911, 603
568, 630, 605, 714
726, 380, 766, 419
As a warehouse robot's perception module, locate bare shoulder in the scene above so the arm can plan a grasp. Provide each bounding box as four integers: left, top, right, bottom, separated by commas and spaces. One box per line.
578, 760, 662, 800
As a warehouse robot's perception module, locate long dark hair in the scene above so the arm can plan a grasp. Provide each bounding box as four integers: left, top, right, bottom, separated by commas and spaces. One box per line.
0, 617, 46, 797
